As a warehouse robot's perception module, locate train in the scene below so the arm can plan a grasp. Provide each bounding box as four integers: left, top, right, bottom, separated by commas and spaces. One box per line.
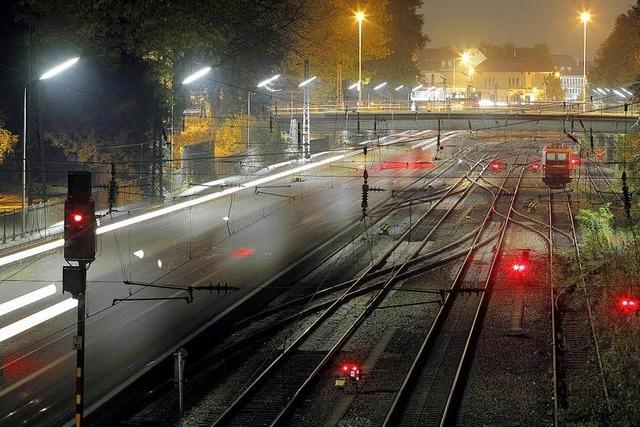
541, 145, 573, 188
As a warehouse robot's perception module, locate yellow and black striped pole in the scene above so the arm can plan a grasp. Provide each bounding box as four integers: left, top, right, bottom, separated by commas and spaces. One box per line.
74, 262, 87, 426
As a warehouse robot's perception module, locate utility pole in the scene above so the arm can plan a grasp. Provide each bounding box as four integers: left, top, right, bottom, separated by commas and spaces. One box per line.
336, 64, 344, 110
247, 90, 251, 151
62, 171, 96, 427
302, 60, 311, 159
108, 163, 118, 215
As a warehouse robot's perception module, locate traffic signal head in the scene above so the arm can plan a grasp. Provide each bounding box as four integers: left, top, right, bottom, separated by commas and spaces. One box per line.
64, 172, 96, 262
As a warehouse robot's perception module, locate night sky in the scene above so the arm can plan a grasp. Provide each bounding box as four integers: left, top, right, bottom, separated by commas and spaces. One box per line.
421, 0, 634, 59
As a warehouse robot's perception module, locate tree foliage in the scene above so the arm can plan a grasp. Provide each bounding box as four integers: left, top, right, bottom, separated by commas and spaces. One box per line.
0, 126, 18, 165
591, 2, 640, 86
544, 75, 565, 101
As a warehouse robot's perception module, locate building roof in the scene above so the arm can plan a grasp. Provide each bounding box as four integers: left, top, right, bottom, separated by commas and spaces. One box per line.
551, 54, 578, 69
476, 57, 553, 73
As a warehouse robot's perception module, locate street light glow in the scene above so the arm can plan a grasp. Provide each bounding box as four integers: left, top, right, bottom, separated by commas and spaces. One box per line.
298, 76, 317, 87
257, 74, 281, 88
182, 66, 211, 84
580, 11, 591, 23
348, 81, 360, 90
613, 89, 627, 99
460, 51, 471, 65
39, 57, 80, 80
355, 11, 365, 22
412, 84, 423, 91
395, 85, 404, 91
374, 82, 387, 91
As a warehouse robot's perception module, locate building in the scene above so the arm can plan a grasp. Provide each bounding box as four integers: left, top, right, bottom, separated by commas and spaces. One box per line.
474, 57, 555, 103
552, 54, 583, 101
416, 46, 556, 103
415, 47, 486, 98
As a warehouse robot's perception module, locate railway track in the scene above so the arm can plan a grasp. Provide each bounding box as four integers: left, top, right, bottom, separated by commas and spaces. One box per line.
208, 154, 497, 426
383, 150, 528, 426
549, 184, 611, 424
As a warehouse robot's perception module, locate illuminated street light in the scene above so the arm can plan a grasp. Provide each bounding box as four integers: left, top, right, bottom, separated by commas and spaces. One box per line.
374, 82, 387, 91
298, 76, 317, 87
182, 66, 211, 84
460, 51, 471, 65
613, 89, 627, 99
412, 84, 423, 92
579, 10, 591, 111
348, 81, 360, 90
395, 85, 404, 91
257, 74, 281, 88
39, 57, 80, 80
621, 87, 633, 96
23, 56, 80, 235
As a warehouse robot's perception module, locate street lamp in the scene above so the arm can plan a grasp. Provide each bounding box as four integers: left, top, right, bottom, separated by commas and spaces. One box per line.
580, 11, 591, 111
22, 56, 80, 235
257, 74, 281, 90
182, 66, 211, 85
299, 76, 317, 159
355, 11, 365, 109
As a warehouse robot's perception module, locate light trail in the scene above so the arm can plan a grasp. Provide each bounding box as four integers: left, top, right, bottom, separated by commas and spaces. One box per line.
0, 299, 77, 342
0, 284, 57, 318
0, 153, 351, 269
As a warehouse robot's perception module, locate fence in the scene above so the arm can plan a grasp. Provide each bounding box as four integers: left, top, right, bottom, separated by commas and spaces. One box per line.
1, 200, 65, 244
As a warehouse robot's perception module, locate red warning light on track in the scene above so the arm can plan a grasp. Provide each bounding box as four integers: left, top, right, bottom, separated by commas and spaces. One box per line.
619, 297, 639, 313
530, 162, 540, 172
512, 263, 526, 272
73, 213, 83, 223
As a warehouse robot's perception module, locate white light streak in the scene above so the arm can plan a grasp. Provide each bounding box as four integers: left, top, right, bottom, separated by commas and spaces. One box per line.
257, 74, 280, 88
412, 85, 423, 91
621, 87, 633, 96
374, 82, 387, 91
613, 89, 627, 99
395, 85, 404, 91
133, 250, 144, 259
39, 57, 80, 80
298, 76, 317, 87
348, 81, 360, 90
0, 153, 351, 269
0, 285, 57, 318
0, 299, 77, 342
182, 67, 211, 85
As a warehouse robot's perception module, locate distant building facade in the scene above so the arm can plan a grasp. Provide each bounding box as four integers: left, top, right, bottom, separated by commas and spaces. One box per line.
416, 46, 556, 103
552, 54, 583, 101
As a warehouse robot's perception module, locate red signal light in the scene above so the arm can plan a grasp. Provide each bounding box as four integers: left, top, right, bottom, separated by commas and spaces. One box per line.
73, 213, 83, 223
490, 162, 500, 171
531, 163, 539, 172
512, 263, 526, 272
619, 297, 639, 313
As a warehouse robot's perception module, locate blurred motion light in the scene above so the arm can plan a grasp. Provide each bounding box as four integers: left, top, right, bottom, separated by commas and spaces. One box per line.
0, 284, 56, 318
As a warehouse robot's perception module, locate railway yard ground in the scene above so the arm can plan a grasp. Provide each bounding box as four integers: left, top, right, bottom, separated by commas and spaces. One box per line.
85, 130, 634, 426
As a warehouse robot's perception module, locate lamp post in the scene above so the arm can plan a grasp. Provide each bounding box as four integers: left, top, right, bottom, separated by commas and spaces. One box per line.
299, 76, 317, 159
22, 56, 80, 235
355, 11, 365, 109
580, 11, 591, 112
